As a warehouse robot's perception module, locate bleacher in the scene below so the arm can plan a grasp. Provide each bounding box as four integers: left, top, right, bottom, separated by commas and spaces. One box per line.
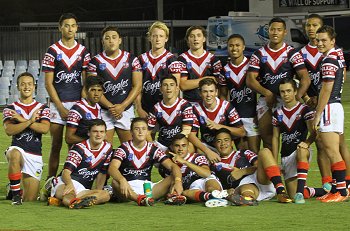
0, 59, 49, 107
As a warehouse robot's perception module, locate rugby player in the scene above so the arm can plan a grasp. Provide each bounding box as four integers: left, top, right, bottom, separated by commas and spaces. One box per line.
3, 72, 50, 205
87, 26, 142, 143
246, 17, 310, 149
42, 13, 91, 178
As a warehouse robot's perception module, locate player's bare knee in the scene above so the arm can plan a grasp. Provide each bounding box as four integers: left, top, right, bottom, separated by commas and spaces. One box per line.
7, 150, 22, 163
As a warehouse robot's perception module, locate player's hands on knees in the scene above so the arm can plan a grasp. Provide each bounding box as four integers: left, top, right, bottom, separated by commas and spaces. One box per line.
63, 183, 76, 196
230, 167, 245, 180
265, 91, 276, 108
206, 150, 221, 164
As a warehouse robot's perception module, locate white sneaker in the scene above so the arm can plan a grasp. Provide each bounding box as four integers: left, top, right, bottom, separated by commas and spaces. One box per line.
38, 176, 54, 201
211, 190, 229, 199
205, 198, 229, 208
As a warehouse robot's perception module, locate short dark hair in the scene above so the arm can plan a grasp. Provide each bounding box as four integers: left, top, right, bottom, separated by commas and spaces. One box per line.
171, 133, 188, 145
279, 78, 297, 91
269, 17, 286, 29
215, 128, 232, 141
88, 119, 106, 131
59, 13, 78, 27
160, 75, 178, 86
101, 26, 121, 38
316, 25, 337, 40
227, 34, 245, 45
306, 14, 324, 26
199, 78, 218, 90
185, 26, 207, 42
85, 75, 104, 90
130, 117, 148, 130
17, 72, 35, 86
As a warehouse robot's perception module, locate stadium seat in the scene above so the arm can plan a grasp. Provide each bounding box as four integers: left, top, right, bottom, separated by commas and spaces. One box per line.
0, 94, 7, 105
28, 66, 40, 77
4, 60, 15, 69
1, 69, 14, 77
0, 60, 3, 70
16, 60, 28, 70
29, 60, 40, 69
0, 76, 11, 87
7, 94, 17, 104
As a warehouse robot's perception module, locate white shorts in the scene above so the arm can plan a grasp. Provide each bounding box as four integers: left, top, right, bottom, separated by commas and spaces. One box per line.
189, 175, 223, 191
101, 106, 135, 131
128, 180, 156, 195
281, 149, 313, 180
319, 103, 344, 134
241, 117, 259, 137
5, 146, 43, 181
238, 172, 276, 201
50, 101, 76, 125
50, 176, 88, 197
256, 97, 282, 121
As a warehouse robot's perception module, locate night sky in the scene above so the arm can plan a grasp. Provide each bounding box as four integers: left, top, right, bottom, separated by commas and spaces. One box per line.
0, 0, 249, 25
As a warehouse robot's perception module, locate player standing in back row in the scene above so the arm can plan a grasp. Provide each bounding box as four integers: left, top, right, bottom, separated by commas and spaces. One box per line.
42, 13, 91, 178
246, 17, 310, 149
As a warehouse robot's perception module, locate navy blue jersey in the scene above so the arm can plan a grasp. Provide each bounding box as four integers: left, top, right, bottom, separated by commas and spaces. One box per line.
178, 50, 223, 102
66, 99, 102, 140
272, 102, 314, 157
192, 98, 243, 147
299, 43, 323, 97
64, 140, 112, 189
148, 98, 196, 147
139, 50, 181, 113
87, 50, 142, 110
221, 57, 257, 118
113, 141, 168, 181
159, 153, 209, 190
248, 43, 306, 96
42, 40, 90, 102
211, 149, 257, 189
320, 48, 345, 104
3, 100, 50, 155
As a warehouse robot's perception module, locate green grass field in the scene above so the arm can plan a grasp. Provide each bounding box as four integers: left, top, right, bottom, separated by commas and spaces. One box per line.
1, 77, 350, 230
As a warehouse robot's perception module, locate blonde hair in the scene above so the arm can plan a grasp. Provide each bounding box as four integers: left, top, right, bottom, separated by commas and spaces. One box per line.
147, 21, 169, 38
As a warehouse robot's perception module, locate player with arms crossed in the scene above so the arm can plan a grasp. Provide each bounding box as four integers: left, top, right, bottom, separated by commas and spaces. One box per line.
178, 26, 223, 103
108, 118, 185, 206
3, 72, 50, 205
220, 34, 260, 153
50, 119, 113, 209
246, 17, 310, 149
42, 13, 91, 178
312, 25, 348, 202
211, 128, 292, 205
88, 26, 142, 143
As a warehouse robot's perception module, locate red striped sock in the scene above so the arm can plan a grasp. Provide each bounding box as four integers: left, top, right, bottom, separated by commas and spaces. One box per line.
8, 172, 21, 196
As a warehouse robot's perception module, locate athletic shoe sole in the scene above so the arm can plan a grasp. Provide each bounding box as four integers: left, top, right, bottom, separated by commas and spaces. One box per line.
205, 198, 229, 208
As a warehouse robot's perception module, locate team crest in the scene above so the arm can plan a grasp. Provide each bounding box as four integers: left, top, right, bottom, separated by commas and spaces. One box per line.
296, 113, 301, 120
85, 156, 92, 163
123, 62, 129, 69
176, 110, 181, 115
282, 56, 288, 63
161, 62, 166, 69
76, 55, 82, 61
302, 53, 307, 60
99, 63, 106, 71
206, 62, 211, 68
277, 114, 283, 122
216, 164, 222, 171
57, 54, 62, 61
128, 153, 133, 161
142, 62, 148, 70
225, 71, 230, 78
187, 62, 192, 69
157, 112, 163, 118
261, 56, 267, 63
15, 110, 21, 114
86, 112, 92, 120
199, 116, 206, 124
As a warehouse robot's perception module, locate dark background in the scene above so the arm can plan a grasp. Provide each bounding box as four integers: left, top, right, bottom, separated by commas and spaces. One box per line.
0, 0, 249, 25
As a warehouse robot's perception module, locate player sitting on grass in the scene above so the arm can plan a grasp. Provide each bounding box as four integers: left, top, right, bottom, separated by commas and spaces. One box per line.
211, 128, 292, 205
3, 72, 50, 205
50, 119, 113, 209
108, 117, 186, 206
159, 133, 230, 207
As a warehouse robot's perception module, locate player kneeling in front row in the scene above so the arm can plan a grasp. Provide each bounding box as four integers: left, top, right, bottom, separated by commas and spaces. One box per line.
160, 133, 230, 207
50, 119, 113, 209
211, 128, 292, 205
3, 72, 51, 205
108, 117, 185, 206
